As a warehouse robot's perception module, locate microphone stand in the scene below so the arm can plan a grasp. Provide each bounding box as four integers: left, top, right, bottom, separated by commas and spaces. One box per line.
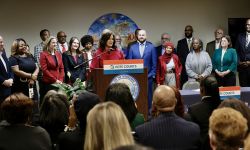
74, 48, 113, 69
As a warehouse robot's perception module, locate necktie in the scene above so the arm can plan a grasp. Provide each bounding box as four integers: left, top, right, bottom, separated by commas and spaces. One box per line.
139, 43, 144, 57
0, 54, 7, 72
61, 44, 66, 53
188, 39, 192, 51
246, 35, 250, 48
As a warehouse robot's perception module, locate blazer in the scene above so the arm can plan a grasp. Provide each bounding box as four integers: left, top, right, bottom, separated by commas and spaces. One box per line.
0, 50, 13, 102
156, 54, 182, 88
206, 40, 216, 59
187, 96, 221, 150
135, 112, 200, 150
62, 51, 86, 83
127, 41, 157, 78
40, 51, 64, 84
235, 32, 250, 62
212, 48, 237, 73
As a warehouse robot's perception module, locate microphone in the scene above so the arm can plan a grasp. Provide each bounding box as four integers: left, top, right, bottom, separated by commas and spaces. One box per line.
74, 48, 115, 69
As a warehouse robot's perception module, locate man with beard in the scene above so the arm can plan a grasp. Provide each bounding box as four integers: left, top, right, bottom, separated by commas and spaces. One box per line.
57, 31, 68, 54
236, 19, 250, 87
127, 29, 157, 114
177, 25, 194, 89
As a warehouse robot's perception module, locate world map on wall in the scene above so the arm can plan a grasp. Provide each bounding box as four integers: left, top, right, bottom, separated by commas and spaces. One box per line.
87, 13, 139, 48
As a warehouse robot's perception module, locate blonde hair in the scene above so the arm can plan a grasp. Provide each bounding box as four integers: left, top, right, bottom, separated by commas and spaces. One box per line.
209, 107, 248, 150
43, 36, 57, 52
244, 134, 250, 150
10, 38, 31, 56
84, 102, 134, 150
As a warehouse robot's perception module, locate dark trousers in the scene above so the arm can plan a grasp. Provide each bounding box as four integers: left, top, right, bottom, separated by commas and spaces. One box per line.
239, 66, 250, 87
215, 72, 236, 87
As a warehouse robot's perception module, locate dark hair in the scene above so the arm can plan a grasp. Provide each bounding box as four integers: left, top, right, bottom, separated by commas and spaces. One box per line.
99, 32, 116, 51
68, 37, 81, 54
114, 144, 155, 150
105, 83, 137, 123
200, 75, 220, 100
39, 91, 69, 141
221, 35, 233, 48
74, 91, 100, 131
13, 38, 32, 57
170, 86, 185, 117
1, 93, 34, 124
40, 29, 50, 37
218, 98, 250, 133
80, 35, 94, 47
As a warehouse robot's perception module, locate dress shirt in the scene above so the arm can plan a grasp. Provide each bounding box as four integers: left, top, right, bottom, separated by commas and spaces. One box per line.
215, 41, 220, 49
186, 38, 193, 51
58, 43, 68, 53
246, 32, 250, 47
138, 41, 146, 57
0, 52, 7, 72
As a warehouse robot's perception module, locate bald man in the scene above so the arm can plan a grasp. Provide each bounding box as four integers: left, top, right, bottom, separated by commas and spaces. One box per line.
206, 28, 224, 59
135, 85, 200, 150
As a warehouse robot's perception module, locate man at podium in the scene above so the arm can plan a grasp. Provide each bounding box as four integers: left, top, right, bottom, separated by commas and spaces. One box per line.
127, 29, 157, 113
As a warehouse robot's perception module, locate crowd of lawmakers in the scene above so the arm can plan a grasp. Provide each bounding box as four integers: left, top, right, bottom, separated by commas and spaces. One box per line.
0, 19, 250, 150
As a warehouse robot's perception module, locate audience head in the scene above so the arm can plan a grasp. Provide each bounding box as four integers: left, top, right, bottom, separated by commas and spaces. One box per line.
40, 29, 50, 42
184, 25, 193, 38
209, 107, 248, 150
11, 38, 30, 56
1, 93, 34, 124
200, 75, 220, 100
0, 35, 4, 51
192, 37, 203, 52
105, 83, 138, 123
99, 32, 116, 51
74, 91, 100, 131
39, 90, 69, 134
214, 28, 224, 41
170, 86, 185, 117
68, 37, 80, 53
218, 98, 250, 133
163, 42, 174, 55
57, 31, 67, 44
80, 35, 94, 50
137, 29, 147, 44
84, 102, 134, 150
44, 36, 57, 52
221, 35, 232, 48
246, 19, 250, 33
152, 85, 176, 113
161, 33, 171, 46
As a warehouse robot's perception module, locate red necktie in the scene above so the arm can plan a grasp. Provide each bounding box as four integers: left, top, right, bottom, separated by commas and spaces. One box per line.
61, 44, 66, 53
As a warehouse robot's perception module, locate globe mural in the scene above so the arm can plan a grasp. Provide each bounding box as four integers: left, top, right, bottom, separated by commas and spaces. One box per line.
87, 13, 139, 48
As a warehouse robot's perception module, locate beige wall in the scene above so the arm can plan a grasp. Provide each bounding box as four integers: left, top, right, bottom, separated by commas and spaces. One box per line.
0, 0, 249, 56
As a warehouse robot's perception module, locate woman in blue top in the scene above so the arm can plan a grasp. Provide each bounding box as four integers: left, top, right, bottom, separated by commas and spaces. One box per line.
212, 35, 237, 86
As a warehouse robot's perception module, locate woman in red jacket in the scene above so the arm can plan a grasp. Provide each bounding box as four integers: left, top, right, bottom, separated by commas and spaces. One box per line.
156, 42, 182, 89
39, 36, 64, 102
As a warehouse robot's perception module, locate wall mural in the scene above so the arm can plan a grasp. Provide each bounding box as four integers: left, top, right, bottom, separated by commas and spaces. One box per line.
87, 13, 139, 49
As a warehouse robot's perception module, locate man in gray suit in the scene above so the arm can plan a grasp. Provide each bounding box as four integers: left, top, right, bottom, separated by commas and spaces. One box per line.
206, 28, 224, 58
135, 85, 200, 150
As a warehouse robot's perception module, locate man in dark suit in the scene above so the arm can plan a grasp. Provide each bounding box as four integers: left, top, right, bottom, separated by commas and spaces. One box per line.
155, 33, 171, 59
135, 85, 200, 150
206, 28, 224, 59
235, 18, 250, 87
127, 29, 157, 112
177, 25, 193, 89
186, 75, 221, 150
0, 36, 13, 103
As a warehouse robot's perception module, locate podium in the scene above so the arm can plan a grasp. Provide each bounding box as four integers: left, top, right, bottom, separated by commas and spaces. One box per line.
88, 68, 148, 118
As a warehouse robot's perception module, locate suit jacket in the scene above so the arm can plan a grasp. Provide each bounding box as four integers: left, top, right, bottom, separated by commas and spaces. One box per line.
177, 38, 190, 87
187, 96, 221, 150
0, 50, 13, 102
40, 51, 64, 84
235, 33, 250, 62
62, 51, 86, 83
135, 112, 200, 150
206, 40, 216, 59
156, 54, 182, 88
212, 48, 237, 72
127, 41, 157, 78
